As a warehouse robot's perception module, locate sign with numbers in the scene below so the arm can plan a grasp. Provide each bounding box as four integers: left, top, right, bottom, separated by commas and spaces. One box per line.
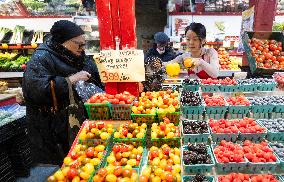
94, 50, 145, 82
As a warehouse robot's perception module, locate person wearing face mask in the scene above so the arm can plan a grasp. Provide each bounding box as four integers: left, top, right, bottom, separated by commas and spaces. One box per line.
145, 32, 176, 63
166, 22, 219, 79
22, 20, 103, 165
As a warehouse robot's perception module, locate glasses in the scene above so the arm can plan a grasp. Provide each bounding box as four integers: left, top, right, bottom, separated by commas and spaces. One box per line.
71, 40, 86, 49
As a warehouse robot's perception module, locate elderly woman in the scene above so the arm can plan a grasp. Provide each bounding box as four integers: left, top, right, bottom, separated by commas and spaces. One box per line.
22, 20, 103, 165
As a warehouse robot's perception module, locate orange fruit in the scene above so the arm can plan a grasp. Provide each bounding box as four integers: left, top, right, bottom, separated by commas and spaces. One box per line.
183, 58, 193, 68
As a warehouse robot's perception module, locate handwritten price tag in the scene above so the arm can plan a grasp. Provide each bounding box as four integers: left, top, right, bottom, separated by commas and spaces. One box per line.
94, 50, 145, 82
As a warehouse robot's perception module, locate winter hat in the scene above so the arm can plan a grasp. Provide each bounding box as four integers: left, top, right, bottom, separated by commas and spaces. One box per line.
154, 32, 169, 45
50, 20, 85, 44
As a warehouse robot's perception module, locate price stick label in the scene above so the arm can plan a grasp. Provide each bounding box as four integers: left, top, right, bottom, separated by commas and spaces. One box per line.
94, 50, 145, 82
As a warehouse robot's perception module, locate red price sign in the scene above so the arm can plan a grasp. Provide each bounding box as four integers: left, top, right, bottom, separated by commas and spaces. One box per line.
100, 71, 120, 82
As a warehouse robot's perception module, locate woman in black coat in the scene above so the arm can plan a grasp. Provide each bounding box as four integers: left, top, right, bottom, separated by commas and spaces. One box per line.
22, 20, 103, 165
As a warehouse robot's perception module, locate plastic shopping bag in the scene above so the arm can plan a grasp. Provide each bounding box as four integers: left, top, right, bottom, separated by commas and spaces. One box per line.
74, 81, 104, 102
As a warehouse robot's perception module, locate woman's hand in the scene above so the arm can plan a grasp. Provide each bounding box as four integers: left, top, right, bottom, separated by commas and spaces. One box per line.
69, 71, 91, 84
191, 58, 203, 67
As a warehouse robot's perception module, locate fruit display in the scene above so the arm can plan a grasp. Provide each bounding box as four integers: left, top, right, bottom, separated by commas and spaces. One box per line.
226, 95, 250, 106
218, 173, 250, 182
183, 120, 208, 134
183, 143, 212, 165
182, 78, 200, 85
140, 144, 181, 182
132, 90, 179, 115
92, 166, 138, 182
273, 72, 284, 88
271, 143, 284, 159
232, 118, 266, 134
259, 118, 284, 132
237, 78, 276, 85
78, 122, 114, 142
180, 90, 203, 106
209, 119, 239, 134
249, 96, 284, 106
213, 141, 245, 163
203, 94, 226, 106
47, 143, 106, 181
165, 63, 181, 77
243, 140, 277, 163
218, 173, 280, 182
114, 123, 147, 140
106, 143, 144, 167
151, 118, 180, 139
87, 92, 135, 105
183, 174, 211, 182
248, 38, 284, 69
201, 77, 237, 85
218, 47, 240, 70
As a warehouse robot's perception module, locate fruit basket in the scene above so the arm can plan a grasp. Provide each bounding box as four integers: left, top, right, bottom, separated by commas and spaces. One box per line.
210, 129, 239, 142
242, 31, 284, 75
201, 84, 220, 92
243, 141, 280, 173
131, 113, 156, 126
182, 84, 199, 92
274, 104, 284, 113
182, 120, 210, 143
257, 119, 284, 141
219, 85, 239, 92
182, 175, 215, 182
270, 142, 284, 170
113, 128, 147, 147
250, 104, 275, 114
212, 144, 248, 173
110, 103, 133, 120
157, 111, 180, 125
182, 145, 215, 174
227, 105, 250, 115
84, 103, 111, 120
151, 135, 181, 148
209, 118, 239, 142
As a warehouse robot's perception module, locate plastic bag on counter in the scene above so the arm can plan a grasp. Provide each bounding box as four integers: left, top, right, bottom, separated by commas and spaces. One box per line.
74, 81, 104, 102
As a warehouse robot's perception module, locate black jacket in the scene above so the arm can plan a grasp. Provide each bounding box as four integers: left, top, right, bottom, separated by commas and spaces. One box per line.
22, 42, 103, 165
145, 47, 176, 63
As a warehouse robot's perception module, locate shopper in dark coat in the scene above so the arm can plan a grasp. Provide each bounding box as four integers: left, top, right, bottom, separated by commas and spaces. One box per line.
145, 32, 176, 63
22, 20, 103, 165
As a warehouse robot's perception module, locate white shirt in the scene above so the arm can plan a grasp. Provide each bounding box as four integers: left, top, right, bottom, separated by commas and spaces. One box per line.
166, 47, 219, 78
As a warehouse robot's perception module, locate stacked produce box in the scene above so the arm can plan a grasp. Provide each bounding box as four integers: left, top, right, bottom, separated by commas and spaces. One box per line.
47, 76, 284, 182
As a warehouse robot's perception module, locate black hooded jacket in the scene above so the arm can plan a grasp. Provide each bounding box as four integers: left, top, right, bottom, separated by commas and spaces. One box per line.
145, 46, 176, 63
22, 41, 103, 165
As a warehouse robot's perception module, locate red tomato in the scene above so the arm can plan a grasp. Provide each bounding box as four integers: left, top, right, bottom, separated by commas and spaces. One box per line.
270, 44, 277, 51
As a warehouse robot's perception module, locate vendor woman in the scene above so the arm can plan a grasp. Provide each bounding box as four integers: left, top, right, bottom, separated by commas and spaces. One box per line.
166, 22, 219, 79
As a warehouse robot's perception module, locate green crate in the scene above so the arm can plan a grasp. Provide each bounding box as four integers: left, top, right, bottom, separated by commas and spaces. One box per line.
228, 105, 250, 114
205, 106, 228, 115
182, 176, 215, 182
210, 131, 239, 142
182, 122, 210, 144
131, 113, 156, 126
219, 85, 238, 92
182, 84, 199, 92
257, 120, 284, 141
211, 144, 248, 173
257, 83, 277, 91
182, 145, 215, 174
182, 105, 205, 115
78, 131, 114, 149
157, 111, 180, 125
274, 105, 284, 113
201, 84, 220, 92
238, 84, 258, 92
250, 104, 275, 114
110, 103, 132, 120
151, 137, 181, 148
84, 102, 111, 120
243, 31, 284, 75
247, 160, 280, 173
270, 142, 284, 171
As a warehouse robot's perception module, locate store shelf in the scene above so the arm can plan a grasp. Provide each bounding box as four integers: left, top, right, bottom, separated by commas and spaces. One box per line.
0, 72, 24, 78
169, 12, 242, 16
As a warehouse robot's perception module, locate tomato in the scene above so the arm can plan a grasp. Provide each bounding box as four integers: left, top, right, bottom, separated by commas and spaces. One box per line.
67, 168, 78, 180
257, 45, 263, 51
269, 44, 277, 51
89, 96, 97, 103
112, 144, 121, 153
273, 50, 280, 56
263, 47, 269, 53
277, 56, 284, 63
278, 46, 283, 51
256, 57, 264, 63
264, 63, 271, 68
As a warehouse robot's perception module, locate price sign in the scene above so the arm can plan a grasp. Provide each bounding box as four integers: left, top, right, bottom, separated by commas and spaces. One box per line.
94, 50, 145, 82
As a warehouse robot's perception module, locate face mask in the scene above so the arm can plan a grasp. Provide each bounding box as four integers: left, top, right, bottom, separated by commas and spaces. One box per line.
156, 47, 165, 54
